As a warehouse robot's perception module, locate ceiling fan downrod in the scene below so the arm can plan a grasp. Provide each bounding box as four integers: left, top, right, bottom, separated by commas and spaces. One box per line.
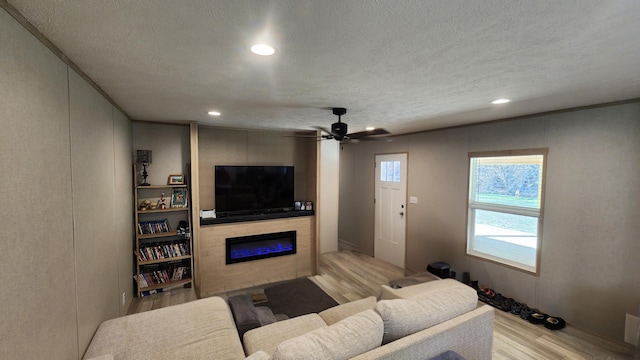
332, 107, 347, 121
331, 108, 348, 136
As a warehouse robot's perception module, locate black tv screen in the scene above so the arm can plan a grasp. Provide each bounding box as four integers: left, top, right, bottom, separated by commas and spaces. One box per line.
215, 165, 295, 215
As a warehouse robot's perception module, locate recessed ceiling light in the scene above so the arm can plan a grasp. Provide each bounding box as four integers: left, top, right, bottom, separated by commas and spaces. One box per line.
491, 98, 511, 104
207, 111, 221, 116
365, 126, 376, 131
251, 44, 275, 56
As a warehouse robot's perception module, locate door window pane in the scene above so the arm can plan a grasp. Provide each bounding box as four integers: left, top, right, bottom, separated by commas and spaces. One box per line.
380, 161, 401, 182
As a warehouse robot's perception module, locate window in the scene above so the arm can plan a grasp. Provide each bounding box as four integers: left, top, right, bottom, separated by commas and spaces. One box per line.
380, 160, 401, 182
466, 149, 547, 274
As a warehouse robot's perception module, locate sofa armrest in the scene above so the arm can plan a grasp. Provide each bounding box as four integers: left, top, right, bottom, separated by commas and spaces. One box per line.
379, 278, 469, 300
379, 285, 403, 300
319, 296, 377, 325
243, 313, 327, 356
83, 297, 245, 360
351, 305, 495, 360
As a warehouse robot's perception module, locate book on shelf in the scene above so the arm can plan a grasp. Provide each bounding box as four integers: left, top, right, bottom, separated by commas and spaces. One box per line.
137, 219, 170, 235
138, 241, 190, 261
140, 288, 163, 297
133, 274, 149, 288
138, 261, 190, 286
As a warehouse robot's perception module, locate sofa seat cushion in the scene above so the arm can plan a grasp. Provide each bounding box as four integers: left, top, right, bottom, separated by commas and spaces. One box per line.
83, 297, 245, 360
318, 296, 377, 325
272, 310, 383, 360
375, 280, 478, 343
243, 313, 327, 357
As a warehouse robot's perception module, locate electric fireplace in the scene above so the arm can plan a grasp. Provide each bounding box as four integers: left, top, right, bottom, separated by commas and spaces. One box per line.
226, 231, 296, 264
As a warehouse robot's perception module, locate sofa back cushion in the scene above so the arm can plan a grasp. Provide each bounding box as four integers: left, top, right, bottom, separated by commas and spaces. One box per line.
243, 313, 327, 357
375, 283, 477, 343
272, 310, 383, 360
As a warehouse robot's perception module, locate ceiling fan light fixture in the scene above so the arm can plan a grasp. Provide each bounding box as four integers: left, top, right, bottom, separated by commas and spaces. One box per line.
365, 126, 376, 131
207, 111, 221, 116
491, 98, 511, 105
251, 43, 275, 56
309, 107, 391, 142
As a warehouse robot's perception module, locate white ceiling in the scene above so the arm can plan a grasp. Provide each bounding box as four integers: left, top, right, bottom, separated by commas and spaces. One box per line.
7, 0, 640, 135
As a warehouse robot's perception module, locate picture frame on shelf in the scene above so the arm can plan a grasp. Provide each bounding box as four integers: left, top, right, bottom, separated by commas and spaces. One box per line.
168, 174, 184, 185
295, 200, 312, 211
171, 188, 188, 208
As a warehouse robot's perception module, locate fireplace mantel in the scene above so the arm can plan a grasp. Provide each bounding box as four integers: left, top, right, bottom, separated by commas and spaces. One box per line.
200, 210, 314, 225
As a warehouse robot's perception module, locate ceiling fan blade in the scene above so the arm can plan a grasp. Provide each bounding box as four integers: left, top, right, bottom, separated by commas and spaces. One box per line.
347, 128, 390, 139
283, 134, 318, 138
312, 125, 333, 135
358, 136, 393, 142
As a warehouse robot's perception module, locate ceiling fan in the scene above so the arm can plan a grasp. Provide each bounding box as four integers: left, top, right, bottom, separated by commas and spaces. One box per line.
314, 108, 391, 142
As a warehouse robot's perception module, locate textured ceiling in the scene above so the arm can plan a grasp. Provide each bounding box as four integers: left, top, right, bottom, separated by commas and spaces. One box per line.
6, 0, 640, 135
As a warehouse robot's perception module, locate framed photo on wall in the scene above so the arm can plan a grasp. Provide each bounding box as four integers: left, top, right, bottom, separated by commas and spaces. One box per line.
170, 188, 188, 208
168, 174, 184, 185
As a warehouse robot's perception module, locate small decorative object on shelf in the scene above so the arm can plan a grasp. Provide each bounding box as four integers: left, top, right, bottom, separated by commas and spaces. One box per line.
176, 220, 190, 238
295, 201, 313, 211
167, 174, 184, 185
135, 150, 152, 186
171, 188, 188, 208
138, 199, 154, 211
157, 192, 167, 210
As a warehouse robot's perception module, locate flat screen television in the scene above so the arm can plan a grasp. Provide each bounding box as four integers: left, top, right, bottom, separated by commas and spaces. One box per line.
215, 165, 295, 215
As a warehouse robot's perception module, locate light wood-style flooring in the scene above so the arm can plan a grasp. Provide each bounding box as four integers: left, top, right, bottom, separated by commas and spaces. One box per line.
129, 250, 636, 359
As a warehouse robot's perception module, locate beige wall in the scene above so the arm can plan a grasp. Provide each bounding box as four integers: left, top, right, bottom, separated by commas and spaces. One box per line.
70, 68, 120, 352
114, 110, 134, 317
338, 102, 640, 342
0, 8, 133, 359
197, 126, 315, 211
132, 122, 191, 186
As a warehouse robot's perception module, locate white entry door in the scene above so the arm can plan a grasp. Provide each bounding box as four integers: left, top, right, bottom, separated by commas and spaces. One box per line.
374, 153, 407, 268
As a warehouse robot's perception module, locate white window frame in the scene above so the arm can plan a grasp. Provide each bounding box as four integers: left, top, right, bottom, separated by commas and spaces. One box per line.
466, 148, 548, 274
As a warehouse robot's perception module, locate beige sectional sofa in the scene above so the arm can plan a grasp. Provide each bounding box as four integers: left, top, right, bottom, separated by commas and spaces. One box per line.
84, 279, 494, 360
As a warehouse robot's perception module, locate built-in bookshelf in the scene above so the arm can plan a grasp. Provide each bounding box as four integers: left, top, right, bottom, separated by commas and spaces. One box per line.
133, 168, 193, 297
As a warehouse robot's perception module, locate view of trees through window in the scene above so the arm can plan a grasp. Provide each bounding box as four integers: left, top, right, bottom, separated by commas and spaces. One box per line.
473, 156, 542, 206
